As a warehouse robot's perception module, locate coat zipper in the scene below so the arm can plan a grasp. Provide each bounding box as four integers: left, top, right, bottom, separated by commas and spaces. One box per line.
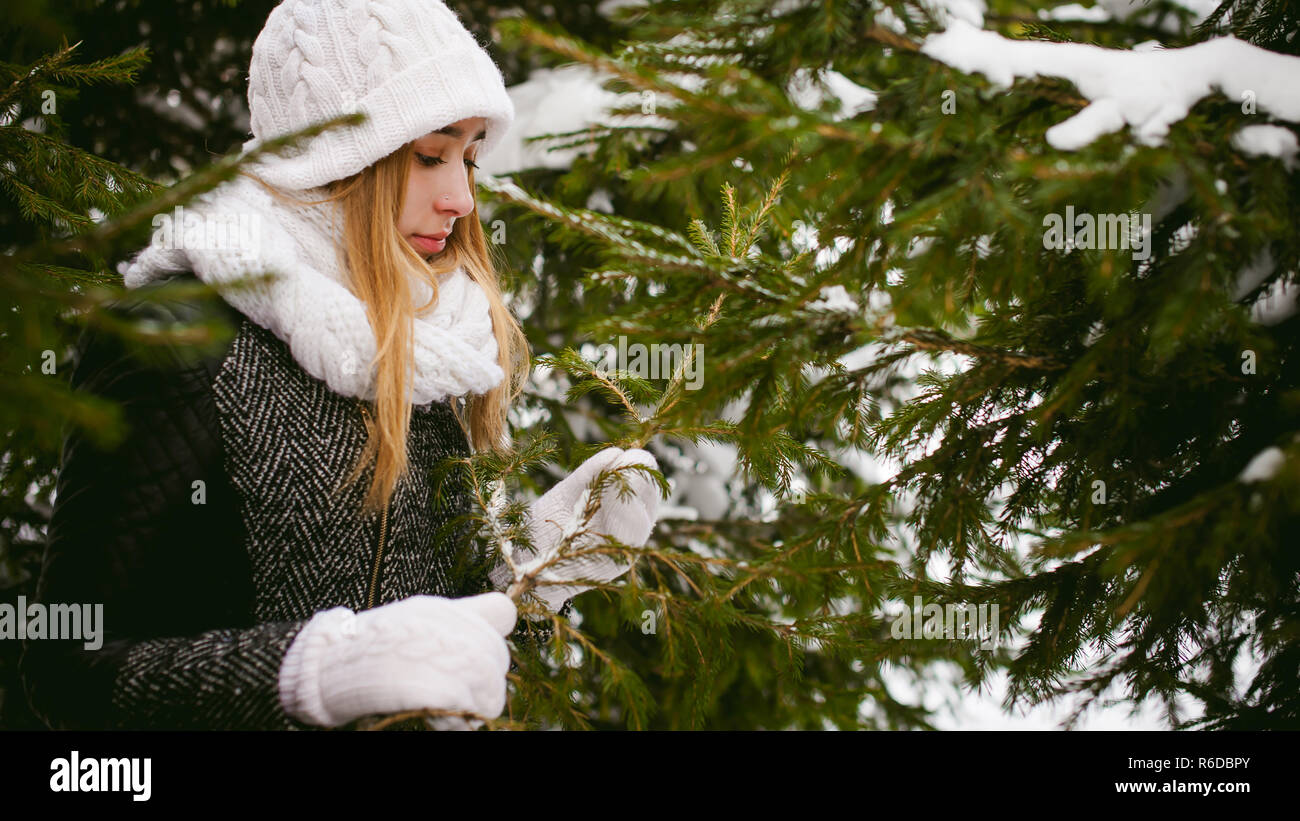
358, 400, 391, 610
367, 504, 389, 610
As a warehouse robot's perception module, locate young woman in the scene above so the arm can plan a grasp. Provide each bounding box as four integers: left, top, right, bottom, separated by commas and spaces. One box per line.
19, 0, 660, 731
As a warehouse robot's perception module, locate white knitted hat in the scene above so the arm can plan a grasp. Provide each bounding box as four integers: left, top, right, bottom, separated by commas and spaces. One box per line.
242, 0, 515, 190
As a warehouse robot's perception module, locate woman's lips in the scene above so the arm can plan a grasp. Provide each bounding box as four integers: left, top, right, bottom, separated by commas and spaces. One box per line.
411, 234, 446, 254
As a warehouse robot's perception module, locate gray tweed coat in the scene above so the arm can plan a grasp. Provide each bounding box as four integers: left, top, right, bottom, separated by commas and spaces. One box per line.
19, 272, 560, 730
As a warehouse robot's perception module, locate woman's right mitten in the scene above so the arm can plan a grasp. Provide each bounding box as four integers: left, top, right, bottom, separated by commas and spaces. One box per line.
486, 447, 660, 612
277, 591, 517, 729
522, 448, 660, 611
486, 447, 627, 598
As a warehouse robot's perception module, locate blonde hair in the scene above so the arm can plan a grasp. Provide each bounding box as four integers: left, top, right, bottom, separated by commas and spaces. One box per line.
242, 140, 530, 514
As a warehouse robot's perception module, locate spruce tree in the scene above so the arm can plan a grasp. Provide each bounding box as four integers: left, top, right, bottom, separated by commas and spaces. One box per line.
443, 0, 1299, 730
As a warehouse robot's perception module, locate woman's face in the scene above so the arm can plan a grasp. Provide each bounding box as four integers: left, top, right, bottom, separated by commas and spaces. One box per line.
397, 116, 486, 258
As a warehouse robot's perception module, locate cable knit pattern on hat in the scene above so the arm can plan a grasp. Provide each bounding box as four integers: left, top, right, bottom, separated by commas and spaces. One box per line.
119, 172, 505, 404
242, 0, 515, 190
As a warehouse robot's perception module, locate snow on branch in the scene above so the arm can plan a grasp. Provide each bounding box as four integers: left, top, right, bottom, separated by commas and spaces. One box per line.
920, 18, 1300, 151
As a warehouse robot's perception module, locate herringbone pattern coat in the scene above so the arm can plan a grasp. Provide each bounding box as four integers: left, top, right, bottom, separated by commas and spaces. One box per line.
19, 273, 550, 730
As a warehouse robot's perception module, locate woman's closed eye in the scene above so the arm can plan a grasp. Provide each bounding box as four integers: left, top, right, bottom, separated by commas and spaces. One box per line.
415, 152, 479, 170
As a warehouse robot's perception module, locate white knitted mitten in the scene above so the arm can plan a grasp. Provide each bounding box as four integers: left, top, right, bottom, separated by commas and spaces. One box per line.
278, 592, 517, 730
491, 447, 661, 612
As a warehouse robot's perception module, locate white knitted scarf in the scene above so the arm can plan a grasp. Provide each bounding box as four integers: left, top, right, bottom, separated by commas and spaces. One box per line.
120, 173, 505, 405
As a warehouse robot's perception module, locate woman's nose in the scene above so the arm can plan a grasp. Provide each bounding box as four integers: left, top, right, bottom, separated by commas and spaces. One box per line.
437, 176, 475, 217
